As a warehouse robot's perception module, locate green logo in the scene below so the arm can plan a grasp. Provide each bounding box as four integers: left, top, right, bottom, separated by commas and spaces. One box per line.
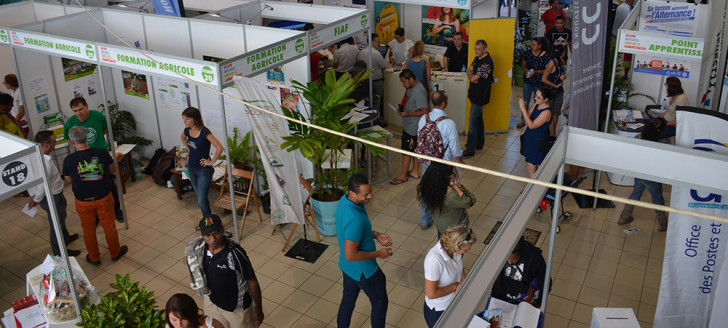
272, 209, 285, 223
0, 30, 7, 43
201, 65, 215, 83
295, 38, 305, 53
361, 14, 367, 27
85, 44, 95, 60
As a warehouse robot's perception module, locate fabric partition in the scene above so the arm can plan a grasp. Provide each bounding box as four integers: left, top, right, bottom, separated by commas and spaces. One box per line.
466, 18, 514, 132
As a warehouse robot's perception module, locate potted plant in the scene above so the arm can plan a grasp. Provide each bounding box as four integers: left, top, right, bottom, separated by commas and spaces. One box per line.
610, 73, 656, 110
77, 273, 164, 328
221, 127, 256, 170
280, 69, 384, 235
98, 101, 153, 148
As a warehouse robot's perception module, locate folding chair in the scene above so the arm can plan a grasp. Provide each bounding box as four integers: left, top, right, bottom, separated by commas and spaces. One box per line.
212, 167, 263, 237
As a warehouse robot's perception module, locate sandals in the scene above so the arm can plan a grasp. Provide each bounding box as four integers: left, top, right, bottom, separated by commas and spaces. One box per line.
389, 177, 408, 185
517, 121, 526, 129
408, 173, 420, 179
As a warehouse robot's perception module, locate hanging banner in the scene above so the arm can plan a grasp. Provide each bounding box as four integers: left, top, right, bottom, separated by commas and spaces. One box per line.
224, 37, 306, 80
309, 13, 369, 52
421, 6, 470, 57
151, 0, 183, 17
569, 0, 609, 131
639, 2, 705, 38
233, 76, 304, 226
618, 30, 704, 61
697, 0, 728, 109
655, 107, 728, 327
374, 3, 401, 45
98, 44, 219, 87
9, 30, 97, 63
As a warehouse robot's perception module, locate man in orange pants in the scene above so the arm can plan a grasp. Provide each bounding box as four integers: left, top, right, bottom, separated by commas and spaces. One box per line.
62, 126, 128, 265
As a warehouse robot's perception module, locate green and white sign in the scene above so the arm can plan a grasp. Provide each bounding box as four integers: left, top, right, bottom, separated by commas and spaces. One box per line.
619, 30, 704, 61
98, 44, 219, 86
0, 29, 8, 44
9, 30, 97, 62
230, 37, 305, 77
309, 14, 369, 52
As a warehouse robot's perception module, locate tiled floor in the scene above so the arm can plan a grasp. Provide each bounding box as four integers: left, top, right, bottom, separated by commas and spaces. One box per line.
0, 96, 667, 328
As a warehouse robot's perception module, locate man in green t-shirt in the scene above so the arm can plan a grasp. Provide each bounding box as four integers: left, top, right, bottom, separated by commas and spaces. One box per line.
64, 97, 109, 150
64, 97, 124, 222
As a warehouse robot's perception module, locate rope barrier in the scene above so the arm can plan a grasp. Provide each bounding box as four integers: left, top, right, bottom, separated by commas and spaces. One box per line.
72, 0, 728, 225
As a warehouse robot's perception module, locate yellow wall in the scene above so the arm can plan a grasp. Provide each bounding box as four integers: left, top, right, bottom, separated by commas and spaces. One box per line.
467, 18, 515, 132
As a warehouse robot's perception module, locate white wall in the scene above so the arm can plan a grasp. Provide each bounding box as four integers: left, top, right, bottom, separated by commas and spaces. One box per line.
472, 1, 499, 19
102, 10, 147, 47
0, 2, 36, 27
143, 15, 192, 56
34, 3, 66, 21
402, 4, 422, 43
13, 48, 59, 137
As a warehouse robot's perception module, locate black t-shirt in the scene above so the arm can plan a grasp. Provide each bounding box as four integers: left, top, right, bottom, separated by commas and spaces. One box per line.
204, 240, 256, 312
491, 243, 548, 306
62, 148, 114, 200
467, 53, 495, 106
545, 27, 572, 49
444, 42, 469, 72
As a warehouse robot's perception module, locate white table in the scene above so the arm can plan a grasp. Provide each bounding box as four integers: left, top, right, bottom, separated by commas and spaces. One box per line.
606, 121, 640, 186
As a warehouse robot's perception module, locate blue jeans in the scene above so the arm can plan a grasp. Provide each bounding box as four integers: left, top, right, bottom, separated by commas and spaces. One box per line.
420, 163, 433, 227
522, 82, 539, 120
629, 178, 665, 214
338, 268, 388, 328
39, 193, 70, 256
187, 166, 214, 217
424, 302, 444, 328
465, 104, 485, 154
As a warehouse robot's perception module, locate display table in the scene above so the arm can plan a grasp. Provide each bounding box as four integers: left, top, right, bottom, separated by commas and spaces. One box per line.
606, 120, 645, 186
115, 144, 137, 194
25, 257, 98, 328
170, 169, 191, 200
359, 125, 392, 184
382, 69, 468, 133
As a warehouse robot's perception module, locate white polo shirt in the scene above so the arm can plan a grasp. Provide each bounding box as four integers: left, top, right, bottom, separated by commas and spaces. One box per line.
424, 241, 464, 311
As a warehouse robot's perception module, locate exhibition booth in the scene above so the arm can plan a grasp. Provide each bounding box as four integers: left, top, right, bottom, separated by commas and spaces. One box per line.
373, 0, 513, 134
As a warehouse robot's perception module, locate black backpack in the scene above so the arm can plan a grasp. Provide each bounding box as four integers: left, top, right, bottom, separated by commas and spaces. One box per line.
152, 148, 176, 186
144, 148, 167, 175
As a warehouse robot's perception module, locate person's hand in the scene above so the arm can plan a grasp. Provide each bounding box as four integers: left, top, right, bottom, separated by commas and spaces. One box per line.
453, 282, 462, 293
557, 82, 564, 88
467, 66, 474, 74
399, 111, 408, 118
378, 248, 393, 259
376, 233, 393, 247
27, 198, 37, 209
253, 308, 264, 325
200, 159, 213, 167
560, 73, 566, 81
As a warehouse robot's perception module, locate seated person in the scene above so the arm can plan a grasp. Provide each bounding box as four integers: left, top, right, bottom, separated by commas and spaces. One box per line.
491, 237, 549, 307
349, 60, 371, 105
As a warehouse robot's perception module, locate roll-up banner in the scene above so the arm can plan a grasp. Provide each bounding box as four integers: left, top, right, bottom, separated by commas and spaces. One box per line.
151, 0, 184, 17
569, 0, 609, 131
697, 0, 728, 109
654, 107, 728, 327
233, 76, 304, 226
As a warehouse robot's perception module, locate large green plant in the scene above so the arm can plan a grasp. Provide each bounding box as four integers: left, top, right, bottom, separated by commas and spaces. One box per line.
280, 69, 384, 201
77, 274, 164, 328
611, 73, 656, 110
98, 101, 153, 147
220, 127, 255, 166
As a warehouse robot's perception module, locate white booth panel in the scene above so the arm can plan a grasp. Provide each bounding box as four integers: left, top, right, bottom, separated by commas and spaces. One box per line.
43, 11, 106, 42
33, 3, 66, 21
197, 86, 228, 150
0, 3, 36, 27
150, 75, 200, 153
243, 26, 301, 52
189, 20, 245, 61
472, 0, 499, 19
102, 10, 147, 48
403, 4, 422, 43
263, 2, 350, 25
51, 56, 105, 120
64, 6, 86, 15
112, 69, 163, 157
13, 48, 61, 137
182, 0, 250, 12
143, 15, 192, 57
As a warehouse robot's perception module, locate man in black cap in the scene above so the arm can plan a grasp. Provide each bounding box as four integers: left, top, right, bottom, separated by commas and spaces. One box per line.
189, 215, 264, 328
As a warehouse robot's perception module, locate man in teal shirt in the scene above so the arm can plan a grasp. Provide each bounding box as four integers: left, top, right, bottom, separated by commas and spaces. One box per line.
336, 174, 393, 328
64, 97, 108, 150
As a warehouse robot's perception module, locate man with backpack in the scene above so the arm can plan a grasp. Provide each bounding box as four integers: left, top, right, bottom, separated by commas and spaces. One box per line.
415, 90, 464, 230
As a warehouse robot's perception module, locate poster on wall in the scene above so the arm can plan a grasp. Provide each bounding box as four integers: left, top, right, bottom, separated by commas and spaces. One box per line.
639, 1, 707, 38
34, 94, 50, 114
633, 56, 693, 78
156, 78, 191, 111
374, 2, 401, 45
122, 71, 149, 99
422, 6, 470, 56
61, 58, 97, 82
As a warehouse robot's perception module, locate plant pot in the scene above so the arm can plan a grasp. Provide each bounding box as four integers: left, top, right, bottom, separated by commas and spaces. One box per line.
311, 197, 340, 236
513, 65, 525, 87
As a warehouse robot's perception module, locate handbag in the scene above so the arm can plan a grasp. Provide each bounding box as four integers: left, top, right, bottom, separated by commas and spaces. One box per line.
519, 132, 526, 156
537, 138, 553, 153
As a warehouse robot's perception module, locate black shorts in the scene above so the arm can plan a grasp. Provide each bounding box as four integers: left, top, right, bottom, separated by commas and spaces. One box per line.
401, 131, 418, 152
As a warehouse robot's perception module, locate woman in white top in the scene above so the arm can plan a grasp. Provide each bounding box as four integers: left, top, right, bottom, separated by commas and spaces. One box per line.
166, 293, 224, 328
423, 225, 477, 327
660, 76, 689, 142
3, 74, 28, 137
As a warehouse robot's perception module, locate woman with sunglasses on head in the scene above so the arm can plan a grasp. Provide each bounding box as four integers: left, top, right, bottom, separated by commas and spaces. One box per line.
417, 162, 476, 239
165, 294, 224, 328
519, 87, 553, 178
423, 224, 477, 327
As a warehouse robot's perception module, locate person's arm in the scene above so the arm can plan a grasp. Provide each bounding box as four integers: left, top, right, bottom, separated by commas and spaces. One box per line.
540, 61, 560, 88
432, 21, 445, 34
454, 19, 461, 33
210, 318, 225, 328
467, 63, 480, 83
443, 56, 450, 72
203, 133, 224, 166
425, 60, 431, 82
180, 131, 189, 153
373, 230, 393, 246
63, 175, 72, 184
444, 185, 476, 209
424, 278, 460, 300
344, 239, 392, 261
523, 106, 552, 130
15, 105, 25, 122
386, 47, 394, 66
247, 277, 264, 325
521, 58, 529, 73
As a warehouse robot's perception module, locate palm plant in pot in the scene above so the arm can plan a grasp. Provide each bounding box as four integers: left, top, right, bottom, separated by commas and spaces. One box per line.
280, 69, 385, 235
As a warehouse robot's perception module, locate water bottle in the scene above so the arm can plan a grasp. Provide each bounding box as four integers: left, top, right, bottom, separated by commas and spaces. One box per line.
660, 98, 667, 113
627, 109, 635, 122
461, 64, 466, 72
528, 69, 534, 78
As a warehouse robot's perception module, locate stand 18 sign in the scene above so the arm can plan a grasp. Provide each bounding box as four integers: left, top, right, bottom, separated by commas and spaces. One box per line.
1, 158, 35, 195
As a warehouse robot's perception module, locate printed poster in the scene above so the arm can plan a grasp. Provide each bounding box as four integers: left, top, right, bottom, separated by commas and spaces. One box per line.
374, 2, 401, 45
122, 70, 149, 99
34, 94, 50, 114
640, 1, 706, 38
422, 6, 470, 56
633, 57, 693, 78
156, 77, 191, 111
61, 57, 97, 82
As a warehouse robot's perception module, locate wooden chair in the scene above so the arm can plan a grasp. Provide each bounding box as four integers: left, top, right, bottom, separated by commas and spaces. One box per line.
212, 167, 263, 237
274, 174, 321, 252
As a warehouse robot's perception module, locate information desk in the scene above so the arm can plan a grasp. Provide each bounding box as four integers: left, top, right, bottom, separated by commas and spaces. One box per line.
382, 70, 468, 133
606, 120, 645, 186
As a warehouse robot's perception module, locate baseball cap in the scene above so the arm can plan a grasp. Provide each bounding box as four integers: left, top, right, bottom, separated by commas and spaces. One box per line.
198, 214, 223, 236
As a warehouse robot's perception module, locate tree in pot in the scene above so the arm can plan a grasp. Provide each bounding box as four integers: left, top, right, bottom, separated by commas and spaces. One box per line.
280, 69, 384, 234
77, 273, 164, 328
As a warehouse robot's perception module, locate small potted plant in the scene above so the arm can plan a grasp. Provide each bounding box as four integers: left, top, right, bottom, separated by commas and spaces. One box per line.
99, 101, 153, 148
280, 69, 384, 235
221, 127, 256, 170
77, 273, 164, 328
